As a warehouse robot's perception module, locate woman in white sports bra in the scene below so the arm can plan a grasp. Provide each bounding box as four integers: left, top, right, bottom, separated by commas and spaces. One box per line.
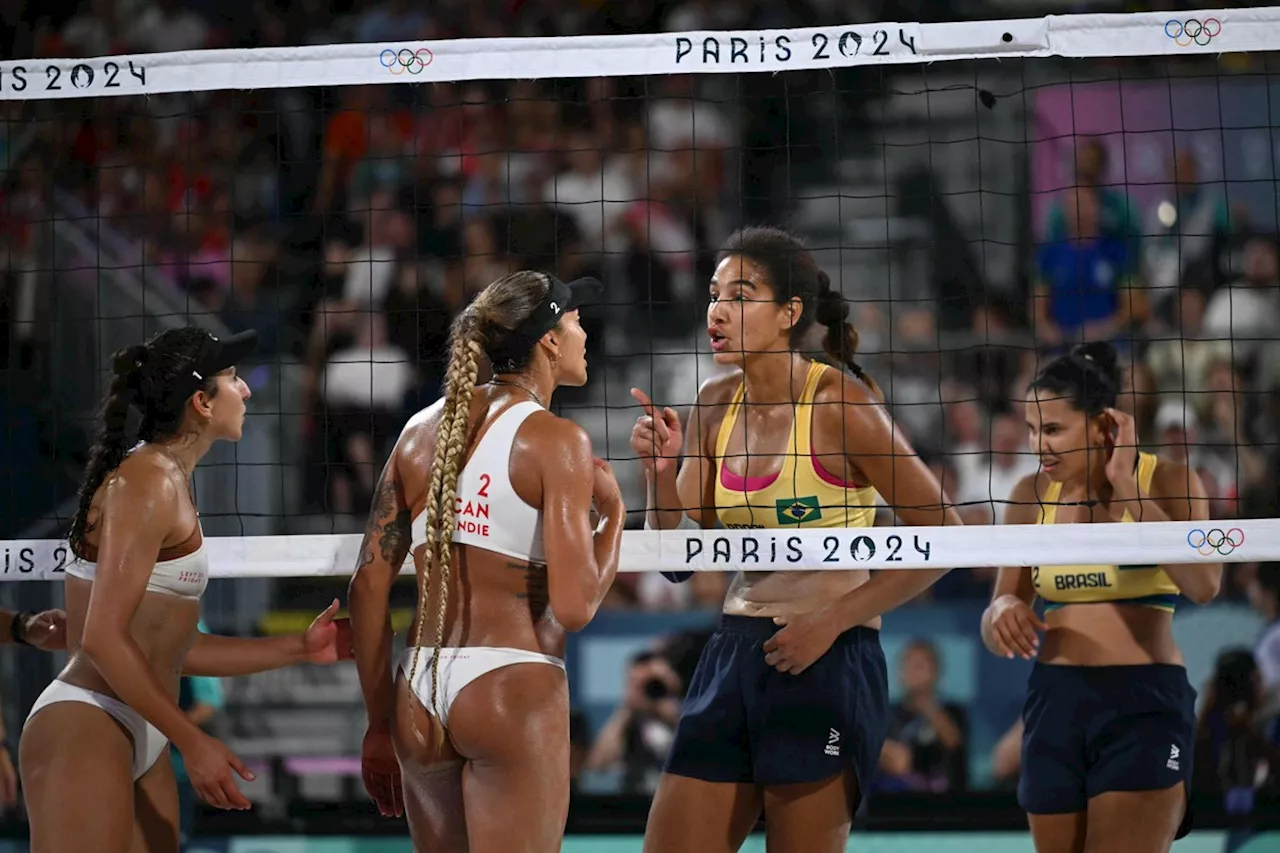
20, 327, 352, 853
348, 270, 625, 853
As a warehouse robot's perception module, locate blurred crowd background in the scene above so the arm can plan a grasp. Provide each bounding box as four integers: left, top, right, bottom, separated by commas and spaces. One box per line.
1, 0, 1279, 842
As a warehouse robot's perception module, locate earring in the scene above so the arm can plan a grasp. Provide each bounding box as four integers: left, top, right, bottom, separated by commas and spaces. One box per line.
550, 353, 561, 368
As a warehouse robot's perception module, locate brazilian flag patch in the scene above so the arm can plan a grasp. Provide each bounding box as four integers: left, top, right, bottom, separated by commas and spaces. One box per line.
776, 496, 822, 525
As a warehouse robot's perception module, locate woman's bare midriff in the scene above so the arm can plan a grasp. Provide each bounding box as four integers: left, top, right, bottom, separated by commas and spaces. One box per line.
722, 567, 883, 631
406, 545, 567, 660
56, 576, 201, 702
1039, 603, 1183, 667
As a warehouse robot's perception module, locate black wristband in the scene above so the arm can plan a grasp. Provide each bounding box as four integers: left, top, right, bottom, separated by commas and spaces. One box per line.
9, 611, 32, 646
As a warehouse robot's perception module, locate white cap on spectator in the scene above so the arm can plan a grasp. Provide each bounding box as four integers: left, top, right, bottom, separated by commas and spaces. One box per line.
1155, 398, 1197, 434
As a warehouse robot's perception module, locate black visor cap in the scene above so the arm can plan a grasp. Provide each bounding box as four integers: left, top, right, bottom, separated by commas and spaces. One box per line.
191, 329, 258, 383
488, 275, 602, 371
527, 275, 603, 337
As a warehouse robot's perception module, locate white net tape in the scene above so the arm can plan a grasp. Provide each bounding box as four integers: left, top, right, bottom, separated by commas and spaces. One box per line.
0, 7, 1268, 100
0, 519, 1273, 581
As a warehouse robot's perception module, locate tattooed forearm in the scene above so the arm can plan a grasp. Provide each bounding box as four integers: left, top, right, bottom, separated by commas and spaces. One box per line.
378, 508, 412, 566
357, 477, 411, 571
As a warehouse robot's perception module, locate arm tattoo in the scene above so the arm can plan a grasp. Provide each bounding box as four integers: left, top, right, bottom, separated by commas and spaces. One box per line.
358, 478, 412, 570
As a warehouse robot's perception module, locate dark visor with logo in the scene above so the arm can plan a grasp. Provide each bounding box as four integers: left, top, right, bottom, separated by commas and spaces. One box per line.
188, 329, 258, 390
487, 275, 602, 372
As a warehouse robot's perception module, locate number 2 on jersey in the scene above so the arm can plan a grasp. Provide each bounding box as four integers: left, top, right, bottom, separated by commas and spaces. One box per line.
477, 473, 491, 498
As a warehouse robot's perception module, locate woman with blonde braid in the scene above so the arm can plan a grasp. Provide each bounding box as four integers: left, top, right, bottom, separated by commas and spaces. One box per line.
348, 271, 625, 853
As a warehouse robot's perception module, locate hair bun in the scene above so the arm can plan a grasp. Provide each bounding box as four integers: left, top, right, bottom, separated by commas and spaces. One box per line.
112, 344, 148, 377
1069, 341, 1121, 391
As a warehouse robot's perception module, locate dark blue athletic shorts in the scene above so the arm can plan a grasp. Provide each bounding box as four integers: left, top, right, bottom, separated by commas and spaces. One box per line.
1019, 662, 1197, 835
664, 614, 888, 800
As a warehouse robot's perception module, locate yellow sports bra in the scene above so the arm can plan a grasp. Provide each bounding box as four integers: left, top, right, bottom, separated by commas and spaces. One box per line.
1033, 452, 1180, 612
713, 361, 878, 530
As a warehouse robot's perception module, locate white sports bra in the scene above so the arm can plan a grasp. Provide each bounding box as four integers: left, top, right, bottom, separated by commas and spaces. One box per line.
65, 527, 209, 601
410, 400, 546, 564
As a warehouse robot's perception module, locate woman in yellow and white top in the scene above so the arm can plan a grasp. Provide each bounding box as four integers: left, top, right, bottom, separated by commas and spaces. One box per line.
631, 226, 961, 853
982, 341, 1222, 853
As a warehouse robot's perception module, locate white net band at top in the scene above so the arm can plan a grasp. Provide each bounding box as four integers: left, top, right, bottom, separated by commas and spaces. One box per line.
0, 7, 1268, 100
0, 520, 1273, 581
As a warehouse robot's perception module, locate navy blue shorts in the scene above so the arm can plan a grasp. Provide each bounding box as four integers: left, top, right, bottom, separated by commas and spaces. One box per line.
1019, 662, 1197, 828
664, 614, 888, 797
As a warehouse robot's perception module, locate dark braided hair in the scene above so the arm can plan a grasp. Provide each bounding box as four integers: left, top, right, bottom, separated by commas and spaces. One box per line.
717, 226, 881, 397
68, 328, 221, 557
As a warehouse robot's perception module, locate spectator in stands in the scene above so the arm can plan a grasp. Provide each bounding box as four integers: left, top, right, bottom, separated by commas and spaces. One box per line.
344, 191, 416, 308
584, 648, 684, 794
354, 0, 432, 43
1203, 234, 1280, 369
1247, 565, 1280, 693
1145, 285, 1233, 410
1198, 359, 1267, 517
1043, 138, 1137, 253
1192, 649, 1280, 853
543, 127, 635, 263
878, 639, 969, 793
347, 113, 416, 214
127, 0, 212, 54
219, 232, 286, 356
319, 311, 414, 515
382, 261, 454, 407
1033, 187, 1146, 353
1141, 150, 1232, 312
1152, 397, 1202, 469
991, 718, 1024, 791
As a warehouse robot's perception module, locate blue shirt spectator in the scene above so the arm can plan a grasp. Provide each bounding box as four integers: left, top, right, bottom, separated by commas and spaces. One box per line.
1037, 235, 1129, 331
1033, 187, 1141, 348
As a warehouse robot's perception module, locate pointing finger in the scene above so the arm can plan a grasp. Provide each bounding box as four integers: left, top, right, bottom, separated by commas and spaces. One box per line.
631, 387, 656, 415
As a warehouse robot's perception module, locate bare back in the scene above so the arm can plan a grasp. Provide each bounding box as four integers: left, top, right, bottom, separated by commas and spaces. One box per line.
394, 385, 570, 660
60, 448, 202, 702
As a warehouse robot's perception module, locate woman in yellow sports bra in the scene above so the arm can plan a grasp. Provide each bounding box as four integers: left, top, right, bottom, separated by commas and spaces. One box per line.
981, 341, 1222, 853
630, 226, 962, 853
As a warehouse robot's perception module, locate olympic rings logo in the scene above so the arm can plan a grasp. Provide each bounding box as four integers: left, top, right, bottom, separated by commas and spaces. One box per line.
379, 47, 433, 75
1186, 527, 1244, 557
1164, 19, 1221, 48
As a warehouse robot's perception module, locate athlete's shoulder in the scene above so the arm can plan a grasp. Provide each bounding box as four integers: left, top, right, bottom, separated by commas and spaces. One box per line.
101, 449, 183, 516
811, 362, 877, 408
1005, 471, 1051, 524
519, 408, 592, 458
694, 370, 741, 407
394, 399, 447, 454
1146, 454, 1201, 498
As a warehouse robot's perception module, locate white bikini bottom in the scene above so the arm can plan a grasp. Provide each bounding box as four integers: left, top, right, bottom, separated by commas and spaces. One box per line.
25, 679, 169, 780
399, 646, 565, 727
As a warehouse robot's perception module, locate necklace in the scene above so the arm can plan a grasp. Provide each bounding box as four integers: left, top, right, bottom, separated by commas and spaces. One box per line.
153, 443, 193, 489
492, 378, 546, 408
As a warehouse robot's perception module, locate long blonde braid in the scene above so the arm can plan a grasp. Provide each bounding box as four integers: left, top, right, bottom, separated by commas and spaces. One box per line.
405, 270, 554, 737
406, 307, 485, 726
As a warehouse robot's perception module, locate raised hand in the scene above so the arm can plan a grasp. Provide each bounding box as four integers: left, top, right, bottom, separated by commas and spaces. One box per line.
630, 388, 682, 474
1104, 407, 1139, 497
